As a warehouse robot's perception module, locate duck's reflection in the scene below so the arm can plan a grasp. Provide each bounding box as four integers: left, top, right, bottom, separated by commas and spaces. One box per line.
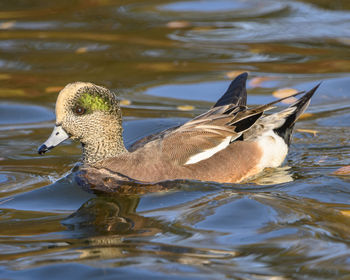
60, 178, 350, 270
61, 190, 239, 263
62, 195, 157, 237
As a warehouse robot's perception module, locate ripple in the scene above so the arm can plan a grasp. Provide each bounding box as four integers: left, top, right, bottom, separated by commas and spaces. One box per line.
0, 59, 31, 71
0, 103, 54, 125
0, 174, 94, 212
121, 0, 287, 21
0, 173, 9, 184
171, 20, 350, 44
168, 1, 350, 43
1, 21, 85, 30
0, 39, 109, 53
144, 80, 229, 102
159, 0, 287, 18
0, 171, 42, 193
159, 0, 253, 13
143, 80, 277, 104
0, 2, 80, 20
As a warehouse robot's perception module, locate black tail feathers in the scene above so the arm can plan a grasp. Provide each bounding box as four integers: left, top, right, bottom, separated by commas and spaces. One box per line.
274, 83, 320, 145
214, 72, 248, 108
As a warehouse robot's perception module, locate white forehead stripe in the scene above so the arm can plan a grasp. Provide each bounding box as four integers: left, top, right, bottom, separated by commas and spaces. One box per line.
184, 136, 231, 165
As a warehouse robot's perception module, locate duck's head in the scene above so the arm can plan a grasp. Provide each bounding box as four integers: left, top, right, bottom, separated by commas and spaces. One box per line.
38, 82, 126, 164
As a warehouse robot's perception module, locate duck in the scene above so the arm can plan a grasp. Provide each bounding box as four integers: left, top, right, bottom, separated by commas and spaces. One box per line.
38, 73, 319, 189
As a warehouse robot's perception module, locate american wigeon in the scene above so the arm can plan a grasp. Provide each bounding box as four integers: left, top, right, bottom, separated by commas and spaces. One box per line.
38, 73, 319, 188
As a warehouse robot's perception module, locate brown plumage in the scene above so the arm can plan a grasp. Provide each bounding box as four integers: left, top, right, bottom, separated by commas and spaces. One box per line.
38, 73, 319, 190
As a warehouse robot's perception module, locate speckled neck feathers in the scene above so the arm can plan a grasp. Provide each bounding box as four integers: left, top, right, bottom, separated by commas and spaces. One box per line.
80, 113, 128, 164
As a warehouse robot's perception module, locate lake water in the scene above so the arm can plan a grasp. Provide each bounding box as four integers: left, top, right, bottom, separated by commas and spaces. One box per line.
1, 0, 350, 279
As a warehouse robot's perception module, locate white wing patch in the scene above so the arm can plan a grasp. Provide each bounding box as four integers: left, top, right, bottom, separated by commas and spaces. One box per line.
184, 136, 231, 165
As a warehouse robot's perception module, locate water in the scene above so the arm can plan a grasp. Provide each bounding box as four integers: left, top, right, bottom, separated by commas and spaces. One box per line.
1, 0, 350, 279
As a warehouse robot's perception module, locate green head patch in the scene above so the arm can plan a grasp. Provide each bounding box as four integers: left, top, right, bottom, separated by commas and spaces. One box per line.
77, 92, 112, 113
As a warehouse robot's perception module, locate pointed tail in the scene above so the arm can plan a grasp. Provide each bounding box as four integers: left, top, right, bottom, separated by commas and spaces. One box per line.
214, 72, 248, 108
274, 83, 320, 145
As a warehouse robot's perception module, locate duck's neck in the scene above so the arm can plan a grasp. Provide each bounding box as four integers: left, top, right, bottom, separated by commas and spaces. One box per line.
81, 124, 128, 165
82, 140, 127, 165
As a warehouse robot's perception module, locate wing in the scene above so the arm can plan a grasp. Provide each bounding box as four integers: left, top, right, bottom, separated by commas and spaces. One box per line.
161, 89, 308, 165
161, 107, 263, 165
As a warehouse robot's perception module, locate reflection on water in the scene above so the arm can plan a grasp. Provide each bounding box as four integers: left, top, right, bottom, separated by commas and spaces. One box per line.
0, 0, 350, 279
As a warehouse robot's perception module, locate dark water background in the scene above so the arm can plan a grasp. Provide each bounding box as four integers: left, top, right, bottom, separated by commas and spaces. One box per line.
1, 0, 350, 279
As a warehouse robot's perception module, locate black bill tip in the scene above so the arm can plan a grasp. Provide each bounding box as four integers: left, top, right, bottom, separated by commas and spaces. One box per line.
38, 144, 50, 155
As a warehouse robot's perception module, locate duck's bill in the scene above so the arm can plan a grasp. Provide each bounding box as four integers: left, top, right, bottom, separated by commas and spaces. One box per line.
38, 125, 69, 155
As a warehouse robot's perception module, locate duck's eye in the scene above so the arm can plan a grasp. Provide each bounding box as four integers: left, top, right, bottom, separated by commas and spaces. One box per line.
74, 105, 85, 115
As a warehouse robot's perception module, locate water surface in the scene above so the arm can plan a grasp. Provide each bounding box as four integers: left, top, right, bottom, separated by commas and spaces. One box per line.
1, 0, 350, 279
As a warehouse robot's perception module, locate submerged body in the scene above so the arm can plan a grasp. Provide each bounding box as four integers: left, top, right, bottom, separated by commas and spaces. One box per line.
38, 73, 319, 187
